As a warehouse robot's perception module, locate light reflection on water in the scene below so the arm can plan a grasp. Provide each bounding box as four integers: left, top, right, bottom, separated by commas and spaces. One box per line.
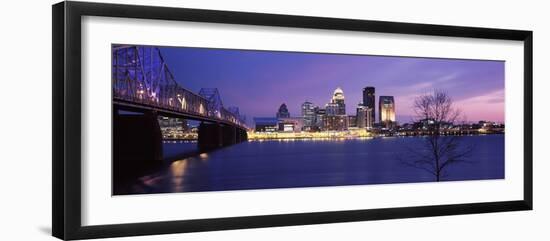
119, 135, 504, 195
199, 153, 209, 160
170, 159, 189, 192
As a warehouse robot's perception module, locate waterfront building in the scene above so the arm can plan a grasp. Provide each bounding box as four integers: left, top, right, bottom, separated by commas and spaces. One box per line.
278, 117, 304, 132
254, 117, 278, 132
414, 118, 454, 130
356, 104, 374, 128
365, 107, 373, 129
325, 102, 339, 116
323, 87, 348, 131
332, 87, 346, 115
362, 87, 375, 123
276, 103, 290, 118
379, 96, 396, 128
324, 115, 348, 131
158, 116, 189, 139
356, 104, 367, 128
301, 101, 316, 129
158, 116, 187, 130
478, 121, 505, 133
314, 107, 326, 130
348, 115, 357, 128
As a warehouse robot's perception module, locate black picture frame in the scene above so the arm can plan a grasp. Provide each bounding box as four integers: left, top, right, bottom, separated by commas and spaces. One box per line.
52, 1, 533, 240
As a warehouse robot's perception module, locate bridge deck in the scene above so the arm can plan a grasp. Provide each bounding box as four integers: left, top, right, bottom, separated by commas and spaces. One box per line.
112, 45, 247, 130
114, 98, 245, 129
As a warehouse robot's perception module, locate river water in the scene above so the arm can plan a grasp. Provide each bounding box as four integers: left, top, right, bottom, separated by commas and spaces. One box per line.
116, 135, 504, 195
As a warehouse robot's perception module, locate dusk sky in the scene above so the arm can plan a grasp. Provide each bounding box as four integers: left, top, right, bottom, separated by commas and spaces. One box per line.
159, 46, 504, 125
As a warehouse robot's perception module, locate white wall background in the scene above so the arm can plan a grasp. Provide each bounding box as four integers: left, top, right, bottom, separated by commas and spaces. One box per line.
0, 0, 548, 240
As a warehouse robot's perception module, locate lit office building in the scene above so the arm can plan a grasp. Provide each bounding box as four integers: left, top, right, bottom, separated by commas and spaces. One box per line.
379, 96, 396, 127
301, 101, 316, 129
365, 107, 373, 129
314, 107, 326, 130
323, 87, 348, 131
158, 117, 189, 139
356, 104, 373, 129
325, 102, 339, 116
331, 87, 346, 115
278, 117, 304, 132
348, 115, 357, 128
362, 87, 375, 123
324, 115, 348, 131
276, 103, 290, 118
158, 116, 187, 130
254, 117, 279, 132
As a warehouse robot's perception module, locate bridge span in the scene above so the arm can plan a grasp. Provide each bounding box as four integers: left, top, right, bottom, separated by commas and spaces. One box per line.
112, 45, 248, 179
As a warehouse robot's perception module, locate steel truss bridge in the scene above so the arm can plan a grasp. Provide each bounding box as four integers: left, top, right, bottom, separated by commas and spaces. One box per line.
112, 45, 247, 129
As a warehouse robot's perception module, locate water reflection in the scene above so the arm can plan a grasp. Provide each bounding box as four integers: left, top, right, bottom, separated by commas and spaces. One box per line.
116, 135, 504, 195
199, 153, 208, 160
170, 159, 189, 192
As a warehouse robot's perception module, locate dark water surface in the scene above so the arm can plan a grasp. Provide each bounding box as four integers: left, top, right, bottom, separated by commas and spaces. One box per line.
118, 135, 504, 195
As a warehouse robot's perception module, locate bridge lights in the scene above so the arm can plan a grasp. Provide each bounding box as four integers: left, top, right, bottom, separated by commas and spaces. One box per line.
177, 95, 187, 110
137, 89, 145, 100
199, 103, 205, 115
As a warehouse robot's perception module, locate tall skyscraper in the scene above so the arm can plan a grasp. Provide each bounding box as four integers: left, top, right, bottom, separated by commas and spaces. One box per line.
348, 115, 357, 128
362, 87, 375, 123
325, 102, 339, 116
301, 101, 315, 128
365, 107, 373, 129
356, 104, 374, 129
325, 115, 348, 131
276, 103, 290, 118
332, 87, 346, 115
379, 96, 396, 126
325, 87, 348, 130
314, 107, 326, 130
356, 104, 366, 128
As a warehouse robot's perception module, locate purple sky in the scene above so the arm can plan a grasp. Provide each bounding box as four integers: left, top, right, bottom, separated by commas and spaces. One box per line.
159, 46, 504, 125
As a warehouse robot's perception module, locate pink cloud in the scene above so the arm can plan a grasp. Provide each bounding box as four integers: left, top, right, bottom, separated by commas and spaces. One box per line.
454, 89, 505, 123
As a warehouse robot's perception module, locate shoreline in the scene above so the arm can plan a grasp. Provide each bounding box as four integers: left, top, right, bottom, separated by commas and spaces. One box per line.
247, 133, 504, 141
161, 132, 504, 143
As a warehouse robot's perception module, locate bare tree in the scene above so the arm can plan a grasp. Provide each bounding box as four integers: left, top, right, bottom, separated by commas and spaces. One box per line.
402, 90, 473, 181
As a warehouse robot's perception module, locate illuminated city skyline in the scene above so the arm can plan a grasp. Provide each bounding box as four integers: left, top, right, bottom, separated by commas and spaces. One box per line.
159, 46, 505, 125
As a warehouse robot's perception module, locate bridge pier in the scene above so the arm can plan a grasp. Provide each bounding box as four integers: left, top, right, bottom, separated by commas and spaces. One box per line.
198, 123, 249, 151
237, 128, 248, 143
235, 128, 242, 143
113, 109, 163, 181
222, 125, 237, 146
198, 122, 223, 152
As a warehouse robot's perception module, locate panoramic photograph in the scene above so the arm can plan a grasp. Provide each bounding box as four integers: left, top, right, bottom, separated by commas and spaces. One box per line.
111, 44, 505, 195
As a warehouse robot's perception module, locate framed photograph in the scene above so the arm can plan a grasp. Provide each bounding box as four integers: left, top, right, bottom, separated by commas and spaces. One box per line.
52, 1, 533, 240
